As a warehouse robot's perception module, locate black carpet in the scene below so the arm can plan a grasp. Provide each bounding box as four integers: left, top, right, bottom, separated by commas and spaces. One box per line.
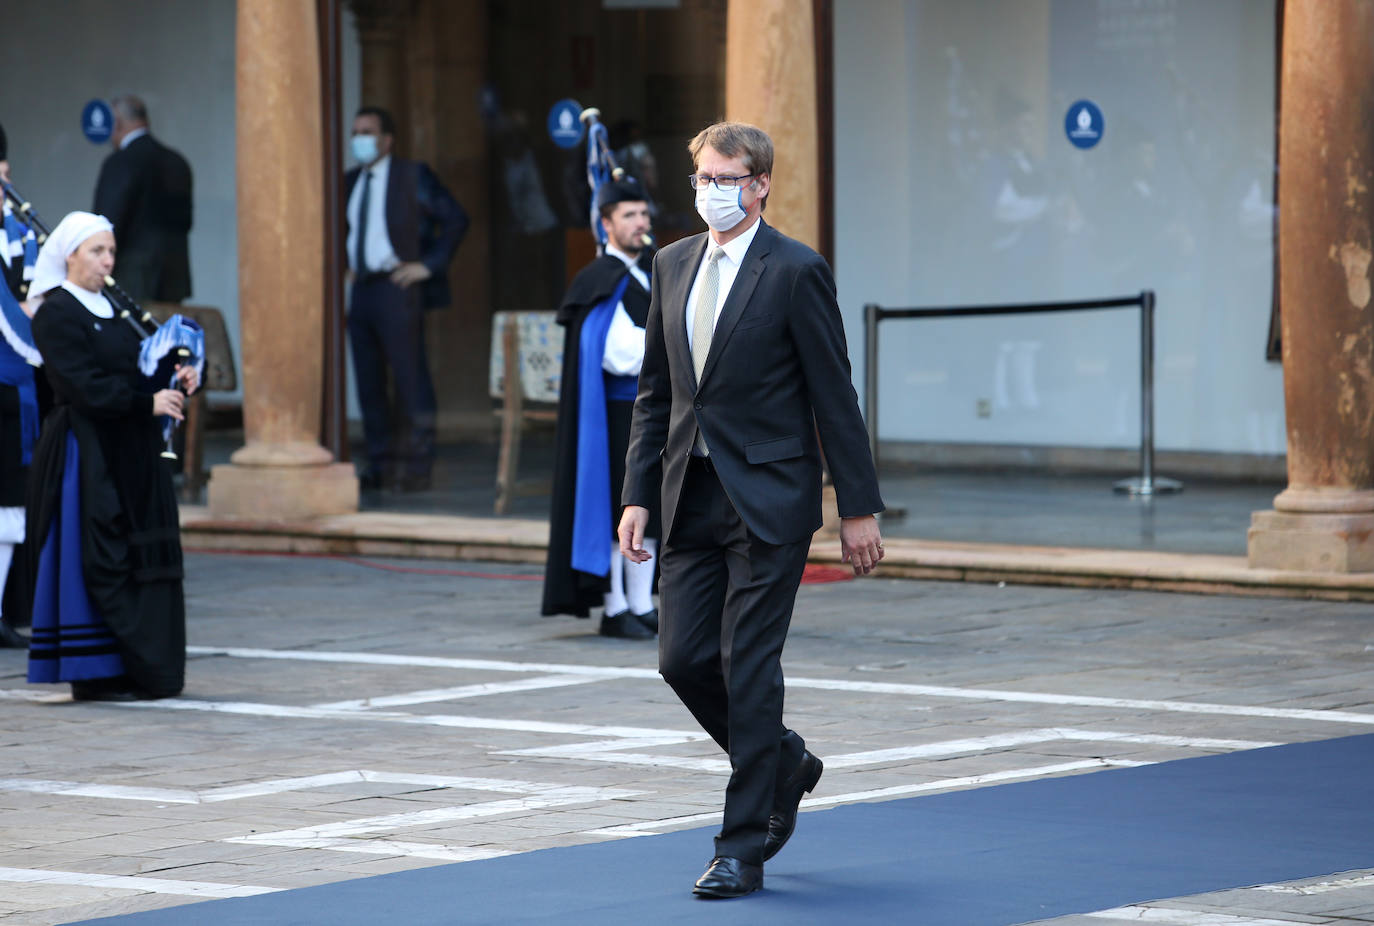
74, 734, 1374, 925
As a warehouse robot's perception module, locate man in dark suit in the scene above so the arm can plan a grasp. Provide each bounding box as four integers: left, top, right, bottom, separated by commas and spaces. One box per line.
344, 106, 468, 491
619, 122, 885, 898
92, 95, 193, 303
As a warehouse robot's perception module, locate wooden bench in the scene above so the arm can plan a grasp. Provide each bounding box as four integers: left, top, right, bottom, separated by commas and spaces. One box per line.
489, 310, 561, 515
147, 303, 237, 501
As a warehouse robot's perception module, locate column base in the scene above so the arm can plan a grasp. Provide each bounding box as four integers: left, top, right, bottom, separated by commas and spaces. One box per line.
1248, 509, 1374, 573
207, 462, 359, 520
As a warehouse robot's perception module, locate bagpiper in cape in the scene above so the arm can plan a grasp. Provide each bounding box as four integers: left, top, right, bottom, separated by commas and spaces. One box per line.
0, 119, 40, 650
541, 177, 660, 638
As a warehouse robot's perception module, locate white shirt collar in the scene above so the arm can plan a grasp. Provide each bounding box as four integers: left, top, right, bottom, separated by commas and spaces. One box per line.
365, 154, 391, 180
604, 243, 640, 269
61, 280, 115, 318
119, 127, 149, 150
711, 216, 762, 265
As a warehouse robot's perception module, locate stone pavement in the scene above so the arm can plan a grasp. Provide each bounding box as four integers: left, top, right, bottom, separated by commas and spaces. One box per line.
0, 551, 1371, 924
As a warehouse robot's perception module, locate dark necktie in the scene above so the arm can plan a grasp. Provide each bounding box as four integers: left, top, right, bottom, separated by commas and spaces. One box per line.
355, 170, 372, 274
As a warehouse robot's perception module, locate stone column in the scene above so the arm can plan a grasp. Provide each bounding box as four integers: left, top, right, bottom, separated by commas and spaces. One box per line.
208, 0, 357, 519
1248, 0, 1374, 571
725, 0, 820, 251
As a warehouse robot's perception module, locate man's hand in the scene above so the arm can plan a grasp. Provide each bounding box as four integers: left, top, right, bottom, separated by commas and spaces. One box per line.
390, 262, 433, 288
840, 514, 884, 576
618, 506, 653, 563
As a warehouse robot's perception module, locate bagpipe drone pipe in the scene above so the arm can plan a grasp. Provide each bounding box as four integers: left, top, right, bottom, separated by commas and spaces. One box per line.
579, 106, 654, 257
1, 181, 205, 459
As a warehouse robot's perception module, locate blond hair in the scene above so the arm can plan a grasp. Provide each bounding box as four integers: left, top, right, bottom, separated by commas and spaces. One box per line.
688, 122, 774, 176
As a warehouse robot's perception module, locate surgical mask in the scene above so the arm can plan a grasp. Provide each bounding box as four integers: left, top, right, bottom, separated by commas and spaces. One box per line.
695, 182, 748, 232
350, 134, 379, 165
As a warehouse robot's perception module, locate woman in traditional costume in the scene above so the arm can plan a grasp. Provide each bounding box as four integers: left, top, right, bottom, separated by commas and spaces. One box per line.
24, 212, 196, 701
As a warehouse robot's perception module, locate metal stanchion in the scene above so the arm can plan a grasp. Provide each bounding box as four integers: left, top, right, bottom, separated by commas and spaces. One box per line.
1114, 290, 1183, 497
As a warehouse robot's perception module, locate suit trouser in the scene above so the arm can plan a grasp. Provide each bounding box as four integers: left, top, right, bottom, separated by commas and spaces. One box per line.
348, 275, 437, 478
658, 458, 809, 865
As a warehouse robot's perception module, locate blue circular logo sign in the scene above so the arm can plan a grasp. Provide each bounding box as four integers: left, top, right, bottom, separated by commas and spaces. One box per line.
82, 99, 114, 145
1064, 100, 1104, 150
547, 98, 585, 150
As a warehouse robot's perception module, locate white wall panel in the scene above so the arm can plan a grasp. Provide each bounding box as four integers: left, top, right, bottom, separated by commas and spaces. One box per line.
836, 0, 1282, 454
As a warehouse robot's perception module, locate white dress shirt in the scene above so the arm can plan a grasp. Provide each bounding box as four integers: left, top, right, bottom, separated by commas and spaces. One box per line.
601, 244, 650, 377
685, 218, 762, 356
346, 155, 401, 273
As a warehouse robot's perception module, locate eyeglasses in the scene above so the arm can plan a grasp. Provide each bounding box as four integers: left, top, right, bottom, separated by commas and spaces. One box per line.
688, 173, 757, 191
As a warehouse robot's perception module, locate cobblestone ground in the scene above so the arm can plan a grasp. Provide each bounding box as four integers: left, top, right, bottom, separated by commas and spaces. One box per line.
0, 552, 1371, 924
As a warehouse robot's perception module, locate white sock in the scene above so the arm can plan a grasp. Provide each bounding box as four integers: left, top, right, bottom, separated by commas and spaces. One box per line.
0, 543, 12, 623
603, 540, 628, 615
625, 538, 657, 614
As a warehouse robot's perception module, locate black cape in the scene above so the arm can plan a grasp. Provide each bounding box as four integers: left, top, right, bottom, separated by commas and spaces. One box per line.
20, 290, 186, 694
541, 253, 658, 617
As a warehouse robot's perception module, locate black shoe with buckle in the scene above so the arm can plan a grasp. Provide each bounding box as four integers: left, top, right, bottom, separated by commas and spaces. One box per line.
71, 680, 142, 702
599, 609, 654, 639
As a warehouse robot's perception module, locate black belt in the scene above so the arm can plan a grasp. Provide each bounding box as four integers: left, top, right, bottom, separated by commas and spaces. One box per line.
354, 270, 392, 285
687, 454, 714, 473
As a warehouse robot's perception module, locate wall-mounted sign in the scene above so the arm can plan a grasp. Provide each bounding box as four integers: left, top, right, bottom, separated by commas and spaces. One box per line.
82, 99, 114, 145
1065, 100, 1104, 150
547, 99, 585, 150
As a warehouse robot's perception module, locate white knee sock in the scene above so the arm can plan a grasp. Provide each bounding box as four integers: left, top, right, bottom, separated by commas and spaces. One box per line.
0, 543, 12, 622
603, 540, 628, 615
625, 538, 657, 614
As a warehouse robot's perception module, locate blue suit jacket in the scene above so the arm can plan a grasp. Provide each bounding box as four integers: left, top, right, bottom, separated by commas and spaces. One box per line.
344, 157, 469, 309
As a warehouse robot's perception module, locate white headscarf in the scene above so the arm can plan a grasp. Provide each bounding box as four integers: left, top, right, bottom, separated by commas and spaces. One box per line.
31, 211, 114, 298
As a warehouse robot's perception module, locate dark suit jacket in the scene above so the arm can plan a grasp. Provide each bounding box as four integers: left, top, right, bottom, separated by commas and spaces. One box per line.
623, 221, 883, 546
93, 133, 193, 302
344, 157, 469, 310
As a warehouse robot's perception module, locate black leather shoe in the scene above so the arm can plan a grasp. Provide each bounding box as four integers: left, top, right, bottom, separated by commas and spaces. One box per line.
0, 622, 28, 649
599, 609, 654, 639
633, 608, 658, 633
71, 681, 141, 702
763, 751, 823, 861
692, 856, 762, 898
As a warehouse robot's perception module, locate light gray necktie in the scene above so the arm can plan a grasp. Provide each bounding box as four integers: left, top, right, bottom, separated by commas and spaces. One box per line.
691, 247, 724, 455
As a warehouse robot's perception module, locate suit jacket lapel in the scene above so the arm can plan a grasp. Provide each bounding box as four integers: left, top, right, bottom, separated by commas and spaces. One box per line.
667, 235, 708, 386
697, 222, 771, 389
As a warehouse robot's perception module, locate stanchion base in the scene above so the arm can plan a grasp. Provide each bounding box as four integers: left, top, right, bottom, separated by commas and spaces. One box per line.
1113, 476, 1183, 497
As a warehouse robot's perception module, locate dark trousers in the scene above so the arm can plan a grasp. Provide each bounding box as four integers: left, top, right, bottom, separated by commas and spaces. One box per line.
658, 459, 809, 865
348, 275, 436, 478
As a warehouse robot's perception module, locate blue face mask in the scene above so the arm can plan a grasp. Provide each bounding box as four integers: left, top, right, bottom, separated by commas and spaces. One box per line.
350, 134, 379, 165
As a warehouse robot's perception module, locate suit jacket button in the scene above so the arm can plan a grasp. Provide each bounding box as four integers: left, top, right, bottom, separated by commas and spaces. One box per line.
694, 402, 703, 409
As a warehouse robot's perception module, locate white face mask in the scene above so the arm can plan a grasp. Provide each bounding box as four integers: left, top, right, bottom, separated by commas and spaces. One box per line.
695, 182, 749, 232
350, 134, 379, 165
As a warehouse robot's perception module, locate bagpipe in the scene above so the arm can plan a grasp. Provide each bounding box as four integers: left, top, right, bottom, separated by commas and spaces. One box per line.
579, 107, 654, 256
0, 181, 205, 461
